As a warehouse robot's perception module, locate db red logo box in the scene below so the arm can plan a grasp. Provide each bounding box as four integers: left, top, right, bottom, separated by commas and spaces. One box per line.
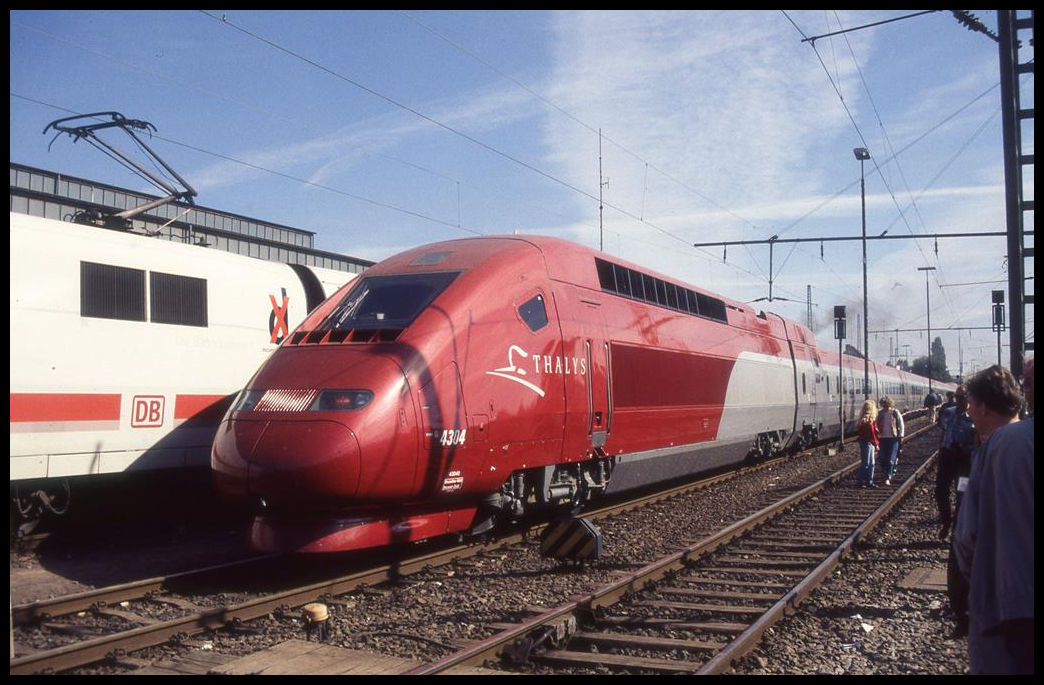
131, 395, 165, 427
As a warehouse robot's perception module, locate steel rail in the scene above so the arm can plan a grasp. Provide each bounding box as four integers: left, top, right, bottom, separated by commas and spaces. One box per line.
11, 439, 793, 628
11, 421, 932, 674
11, 554, 279, 626
695, 448, 937, 674
407, 424, 936, 675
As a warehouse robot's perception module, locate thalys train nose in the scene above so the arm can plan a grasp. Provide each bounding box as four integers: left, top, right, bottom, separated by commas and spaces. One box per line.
211, 351, 417, 508
212, 415, 362, 507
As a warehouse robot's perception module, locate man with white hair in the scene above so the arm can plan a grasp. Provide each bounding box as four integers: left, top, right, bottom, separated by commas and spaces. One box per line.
954, 360, 1033, 674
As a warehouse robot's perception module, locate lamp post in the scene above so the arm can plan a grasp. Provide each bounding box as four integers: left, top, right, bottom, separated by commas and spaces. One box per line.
918, 266, 937, 393
834, 306, 847, 446
854, 147, 871, 398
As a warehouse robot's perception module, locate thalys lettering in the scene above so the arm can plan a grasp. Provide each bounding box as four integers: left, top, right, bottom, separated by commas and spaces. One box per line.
532, 353, 587, 377
485, 344, 587, 398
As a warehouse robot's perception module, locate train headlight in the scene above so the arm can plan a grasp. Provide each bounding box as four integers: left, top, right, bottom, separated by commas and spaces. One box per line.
232, 389, 265, 412
309, 390, 374, 412
230, 388, 373, 412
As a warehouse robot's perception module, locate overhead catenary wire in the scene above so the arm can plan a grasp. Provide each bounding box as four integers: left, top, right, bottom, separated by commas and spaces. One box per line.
10, 17, 601, 239
397, 10, 767, 236
10, 11, 1015, 364
198, 10, 779, 288
779, 10, 1014, 334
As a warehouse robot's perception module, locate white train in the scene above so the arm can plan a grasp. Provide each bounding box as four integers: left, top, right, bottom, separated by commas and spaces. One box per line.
10, 212, 358, 524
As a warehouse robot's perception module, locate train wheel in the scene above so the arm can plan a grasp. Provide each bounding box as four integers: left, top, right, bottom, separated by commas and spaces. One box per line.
10, 480, 72, 537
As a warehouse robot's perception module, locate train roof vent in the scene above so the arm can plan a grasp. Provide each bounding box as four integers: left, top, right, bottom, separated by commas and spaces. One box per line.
287, 328, 403, 345
345, 328, 404, 343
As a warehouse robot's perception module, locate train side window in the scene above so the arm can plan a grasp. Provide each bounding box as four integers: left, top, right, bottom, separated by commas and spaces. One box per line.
686, 289, 700, 315
654, 278, 668, 306
518, 294, 548, 332
643, 274, 658, 304
665, 282, 679, 310
151, 271, 208, 327
696, 293, 728, 323
80, 261, 146, 322
614, 264, 632, 297
629, 270, 645, 300
595, 259, 616, 291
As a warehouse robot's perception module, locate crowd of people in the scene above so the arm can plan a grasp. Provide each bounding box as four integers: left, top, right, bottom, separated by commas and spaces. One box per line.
851, 359, 1033, 674
857, 361, 1033, 674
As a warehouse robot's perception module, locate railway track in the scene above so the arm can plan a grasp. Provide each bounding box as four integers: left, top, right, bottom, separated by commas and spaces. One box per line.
8, 458, 780, 674
11, 420, 935, 675
412, 428, 938, 675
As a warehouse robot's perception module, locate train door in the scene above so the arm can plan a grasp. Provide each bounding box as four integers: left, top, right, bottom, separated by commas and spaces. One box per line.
553, 285, 612, 461
582, 310, 611, 451
807, 348, 822, 431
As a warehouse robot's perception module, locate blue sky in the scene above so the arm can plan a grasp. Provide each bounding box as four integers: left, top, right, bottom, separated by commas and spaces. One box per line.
10, 10, 1033, 376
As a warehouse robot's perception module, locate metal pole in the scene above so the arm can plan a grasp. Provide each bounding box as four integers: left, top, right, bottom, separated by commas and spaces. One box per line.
598, 129, 604, 252
997, 10, 1026, 378
768, 237, 775, 301
918, 266, 937, 393
834, 306, 846, 447
861, 159, 869, 398
839, 336, 844, 447
853, 148, 871, 399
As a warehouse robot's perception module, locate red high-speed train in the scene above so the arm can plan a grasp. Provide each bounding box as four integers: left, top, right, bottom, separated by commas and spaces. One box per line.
212, 235, 950, 552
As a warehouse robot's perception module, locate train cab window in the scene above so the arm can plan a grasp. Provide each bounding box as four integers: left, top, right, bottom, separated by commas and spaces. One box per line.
80, 261, 146, 322
518, 294, 549, 332
321, 272, 459, 330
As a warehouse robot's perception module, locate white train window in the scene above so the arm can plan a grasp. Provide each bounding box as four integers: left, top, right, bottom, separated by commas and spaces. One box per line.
150, 271, 208, 327
80, 261, 146, 322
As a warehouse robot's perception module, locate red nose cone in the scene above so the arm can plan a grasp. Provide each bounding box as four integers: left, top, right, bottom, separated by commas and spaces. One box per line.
215, 419, 361, 508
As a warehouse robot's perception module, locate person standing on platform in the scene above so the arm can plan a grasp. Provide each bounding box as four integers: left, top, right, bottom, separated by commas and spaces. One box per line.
924, 390, 940, 422
937, 391, 956, 428
876, 396, 904, 486
935, 386, 978, 638
855, 400, 880, 488
936, 387, 976, 538
954, 362, 1032, 675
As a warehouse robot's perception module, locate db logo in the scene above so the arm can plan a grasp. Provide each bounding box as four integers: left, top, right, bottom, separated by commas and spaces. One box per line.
131, 395, 165, 428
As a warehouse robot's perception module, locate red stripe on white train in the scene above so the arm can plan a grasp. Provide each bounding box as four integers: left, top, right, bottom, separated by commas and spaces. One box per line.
9, 393, 234, 431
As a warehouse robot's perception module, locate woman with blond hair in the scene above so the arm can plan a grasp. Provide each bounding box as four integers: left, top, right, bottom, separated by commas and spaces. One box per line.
856, 399, 881, 487
876, 396, 905, 486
